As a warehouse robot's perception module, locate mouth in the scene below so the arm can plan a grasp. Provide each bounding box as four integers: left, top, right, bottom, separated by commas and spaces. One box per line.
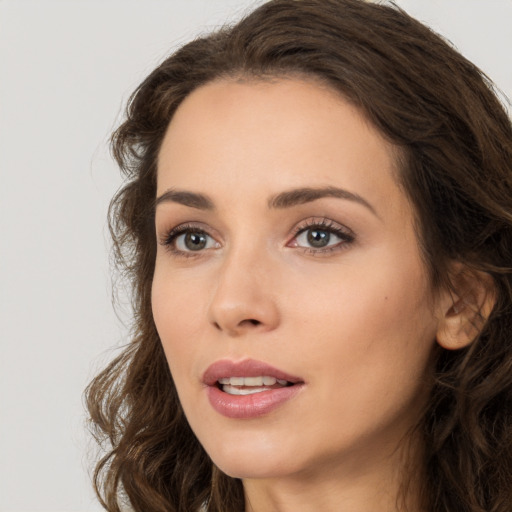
216, 376, 294, 395
203, 359, 304, 418
203, 358, 303, 389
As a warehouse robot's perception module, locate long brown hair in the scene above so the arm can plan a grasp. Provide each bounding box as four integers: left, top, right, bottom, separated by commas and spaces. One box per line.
86, 1, 512, 510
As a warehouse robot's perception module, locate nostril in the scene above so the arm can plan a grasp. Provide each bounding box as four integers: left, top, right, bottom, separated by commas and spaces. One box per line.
212, 318, 265, 335
241, 319, 261, 327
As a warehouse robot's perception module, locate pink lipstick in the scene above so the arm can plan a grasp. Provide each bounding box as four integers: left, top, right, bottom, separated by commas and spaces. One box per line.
203, 359, 304, 419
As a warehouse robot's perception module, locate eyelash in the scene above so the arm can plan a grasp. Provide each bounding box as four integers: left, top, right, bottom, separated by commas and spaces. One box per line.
159, 218, 355, 258
159, 223, 215, 259
290, 218, 355, 255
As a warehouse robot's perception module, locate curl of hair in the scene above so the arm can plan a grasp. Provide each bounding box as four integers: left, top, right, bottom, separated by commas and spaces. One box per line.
86, 1, 512, 511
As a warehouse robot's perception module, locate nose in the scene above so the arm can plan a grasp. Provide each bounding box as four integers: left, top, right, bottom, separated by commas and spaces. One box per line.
208, 245, 280, 337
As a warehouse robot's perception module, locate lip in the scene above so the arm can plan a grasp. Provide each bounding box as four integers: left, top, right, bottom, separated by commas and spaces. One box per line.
203, 359, 305, 419
203, 358, 303, 386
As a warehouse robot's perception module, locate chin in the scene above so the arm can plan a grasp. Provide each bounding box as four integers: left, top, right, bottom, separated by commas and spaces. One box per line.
213, 456, 296, 480
201, 430, 303, 480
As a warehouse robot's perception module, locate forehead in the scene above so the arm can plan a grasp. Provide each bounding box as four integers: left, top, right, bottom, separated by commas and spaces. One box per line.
157, 78, 407, 218
159, 77, 382, 161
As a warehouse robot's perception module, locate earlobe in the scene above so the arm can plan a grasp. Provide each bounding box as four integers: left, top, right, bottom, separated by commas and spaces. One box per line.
436, 268, 496, 351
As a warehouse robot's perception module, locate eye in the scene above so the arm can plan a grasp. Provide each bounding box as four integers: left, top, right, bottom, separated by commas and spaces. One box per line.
289, 219, 354, 253
296, 228, 339, 248
175, 231, 216, 251
161, 224, 220, 256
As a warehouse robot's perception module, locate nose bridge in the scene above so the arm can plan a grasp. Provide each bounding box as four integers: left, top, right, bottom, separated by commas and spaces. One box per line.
208, 233, 280, 335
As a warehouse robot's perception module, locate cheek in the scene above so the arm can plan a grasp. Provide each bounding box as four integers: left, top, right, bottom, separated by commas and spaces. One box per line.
151, 268, 205, 376
289, 270, 437, 451
292, 251, 438, 383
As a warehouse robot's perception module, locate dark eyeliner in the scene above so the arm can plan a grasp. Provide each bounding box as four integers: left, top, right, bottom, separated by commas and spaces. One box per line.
159, 223, 211, 258
291, 218, 355, 254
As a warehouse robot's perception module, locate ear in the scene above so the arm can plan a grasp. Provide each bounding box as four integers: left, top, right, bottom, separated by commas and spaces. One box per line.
436, 266, 496, 350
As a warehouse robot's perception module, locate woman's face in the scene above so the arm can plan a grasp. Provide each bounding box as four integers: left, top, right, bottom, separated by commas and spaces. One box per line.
152, 78, 448, 480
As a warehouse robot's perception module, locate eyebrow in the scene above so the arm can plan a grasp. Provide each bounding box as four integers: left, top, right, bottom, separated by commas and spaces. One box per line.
155, 189, 215, 210
268, 186, 378, 216
155, 186, 378, 217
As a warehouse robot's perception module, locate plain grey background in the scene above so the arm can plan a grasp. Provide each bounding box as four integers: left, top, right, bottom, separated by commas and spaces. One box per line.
0, 1, 511, 510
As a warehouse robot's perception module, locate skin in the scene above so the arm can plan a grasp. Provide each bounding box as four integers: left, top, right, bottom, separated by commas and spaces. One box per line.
152, 78, 454, 512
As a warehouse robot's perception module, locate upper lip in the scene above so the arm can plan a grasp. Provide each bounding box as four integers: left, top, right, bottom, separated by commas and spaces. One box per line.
202, 358, 303, 386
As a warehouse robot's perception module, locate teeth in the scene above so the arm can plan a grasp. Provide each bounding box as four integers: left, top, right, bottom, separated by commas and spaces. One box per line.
222, 385, 270, 395
244, 376, 264, 386
217, 376, 289, 386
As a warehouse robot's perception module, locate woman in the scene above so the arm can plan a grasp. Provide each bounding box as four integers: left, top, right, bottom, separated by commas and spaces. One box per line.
86, 0, 512, 511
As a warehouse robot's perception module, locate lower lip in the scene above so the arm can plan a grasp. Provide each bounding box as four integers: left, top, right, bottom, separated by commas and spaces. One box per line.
206, 384, 303, 419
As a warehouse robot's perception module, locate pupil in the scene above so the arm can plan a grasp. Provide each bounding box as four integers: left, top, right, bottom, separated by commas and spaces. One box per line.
307, 229, 330, 248
185, 232, 207, 251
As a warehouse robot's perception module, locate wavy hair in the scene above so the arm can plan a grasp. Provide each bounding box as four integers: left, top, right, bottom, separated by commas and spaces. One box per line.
86, 1, 512, 510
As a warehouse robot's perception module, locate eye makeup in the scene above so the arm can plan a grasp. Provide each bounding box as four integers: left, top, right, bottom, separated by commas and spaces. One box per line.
157, 216, 355, 260
158, 222, 219, 259
287, 217, 355, 256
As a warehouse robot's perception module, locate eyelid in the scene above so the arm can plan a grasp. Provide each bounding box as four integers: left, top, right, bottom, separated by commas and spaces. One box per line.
158, 222, 221, 257
287, 217, 355, 253
157, 217, 355, 258
290, 217, 354, 238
